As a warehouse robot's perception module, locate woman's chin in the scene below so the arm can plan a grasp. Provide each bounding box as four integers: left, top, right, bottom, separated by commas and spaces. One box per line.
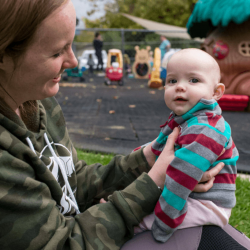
39, 84, 60, 100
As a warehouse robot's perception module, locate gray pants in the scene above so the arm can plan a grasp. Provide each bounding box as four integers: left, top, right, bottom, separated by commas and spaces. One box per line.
121, 224, 250, 250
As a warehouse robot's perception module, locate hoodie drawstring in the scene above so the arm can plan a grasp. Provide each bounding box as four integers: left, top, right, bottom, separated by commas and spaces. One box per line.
26, 134, 80, 214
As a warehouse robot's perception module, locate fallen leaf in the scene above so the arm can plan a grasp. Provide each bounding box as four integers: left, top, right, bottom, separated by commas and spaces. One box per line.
129, 105, 136, 108
158, 87, 164, 90
113, 96, 119, 99
104, 137, 111, 140
90, 78, 93, 82
149, 91, 156, 94
65, 96, 68, 100
109, 110, 115, 114
127, 86, 131, 89
140, 85, 145, 88
96, 99, 102, 102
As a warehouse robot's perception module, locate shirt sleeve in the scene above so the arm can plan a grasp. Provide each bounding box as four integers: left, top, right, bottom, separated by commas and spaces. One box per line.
152, 124, 228, 242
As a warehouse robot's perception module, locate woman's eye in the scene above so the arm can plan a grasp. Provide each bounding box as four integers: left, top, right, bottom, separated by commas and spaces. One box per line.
190, 78, 199, 83
169, 79, 177, 84
53, 52, 62, 58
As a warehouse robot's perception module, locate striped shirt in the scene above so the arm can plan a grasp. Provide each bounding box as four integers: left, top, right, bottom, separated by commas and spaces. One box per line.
151, 99, 238, 242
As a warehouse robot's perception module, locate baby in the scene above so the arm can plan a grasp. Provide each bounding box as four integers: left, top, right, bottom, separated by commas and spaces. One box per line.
134, 48, 238, 242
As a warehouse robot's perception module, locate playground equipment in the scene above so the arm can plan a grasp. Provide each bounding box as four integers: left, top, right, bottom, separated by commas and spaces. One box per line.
132, 46, 151, 79
148, 48, 162, 88
104, 49, 124, 86
187, 0, 250, 111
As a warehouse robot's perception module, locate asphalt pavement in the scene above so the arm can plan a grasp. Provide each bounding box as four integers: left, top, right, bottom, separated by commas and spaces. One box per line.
56, 75, 250, 173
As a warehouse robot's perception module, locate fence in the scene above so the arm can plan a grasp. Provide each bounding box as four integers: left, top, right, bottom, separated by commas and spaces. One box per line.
73, 28, 202, 64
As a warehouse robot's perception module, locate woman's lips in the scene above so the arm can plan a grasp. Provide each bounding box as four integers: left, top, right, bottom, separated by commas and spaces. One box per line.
53, 74, 61, 83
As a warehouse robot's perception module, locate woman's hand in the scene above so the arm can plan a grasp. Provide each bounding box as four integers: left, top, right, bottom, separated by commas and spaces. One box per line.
147, 127, 225, 191
147, 127, 179, 189
143, 139, 157, 167
193, 161, 225, 192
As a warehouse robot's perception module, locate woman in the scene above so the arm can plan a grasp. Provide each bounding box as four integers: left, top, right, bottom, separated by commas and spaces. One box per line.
0, 0, 248, 249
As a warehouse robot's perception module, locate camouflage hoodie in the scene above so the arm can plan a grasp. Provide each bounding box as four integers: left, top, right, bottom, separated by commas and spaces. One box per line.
0, 97, 161, 250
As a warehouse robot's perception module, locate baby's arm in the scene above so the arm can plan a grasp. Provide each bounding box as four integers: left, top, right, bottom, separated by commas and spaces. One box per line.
152, 124, 229, 242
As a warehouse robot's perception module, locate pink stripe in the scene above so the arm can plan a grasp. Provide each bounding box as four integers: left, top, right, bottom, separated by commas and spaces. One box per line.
151, 146, 161, 156
155, 201, 187, 228
167, 165, 198, 190
168, 119, 179, 130
160, 120, 168, 128
176, 134, 223, 155
217, 141, 235, 160
133, 146, 141, 152
205, 113, 222, 127
214, 173, 237, 184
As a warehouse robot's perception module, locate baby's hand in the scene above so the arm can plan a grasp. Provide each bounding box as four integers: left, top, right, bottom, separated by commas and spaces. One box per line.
100, 198, 107, 204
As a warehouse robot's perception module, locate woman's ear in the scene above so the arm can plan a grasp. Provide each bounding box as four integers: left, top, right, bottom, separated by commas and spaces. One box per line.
213, 83, 225, 101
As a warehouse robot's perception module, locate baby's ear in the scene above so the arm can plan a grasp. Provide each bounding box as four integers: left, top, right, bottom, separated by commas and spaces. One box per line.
213, 83, 225, 101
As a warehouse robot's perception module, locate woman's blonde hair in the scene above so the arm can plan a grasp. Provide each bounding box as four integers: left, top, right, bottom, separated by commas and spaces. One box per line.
0, 0, 67, 63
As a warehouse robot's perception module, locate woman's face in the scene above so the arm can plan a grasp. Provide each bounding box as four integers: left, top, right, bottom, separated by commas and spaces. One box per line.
3, 0, 78, 104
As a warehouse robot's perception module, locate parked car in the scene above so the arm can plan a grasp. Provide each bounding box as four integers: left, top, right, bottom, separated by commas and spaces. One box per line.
78, 50, 107, 71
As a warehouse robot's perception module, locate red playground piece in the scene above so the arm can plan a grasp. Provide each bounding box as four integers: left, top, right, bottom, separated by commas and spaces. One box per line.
218, 94, 249, 111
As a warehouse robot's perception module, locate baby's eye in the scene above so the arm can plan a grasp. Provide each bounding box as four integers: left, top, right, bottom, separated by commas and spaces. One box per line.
169, 79, 177, 84
190, 78, 199, 83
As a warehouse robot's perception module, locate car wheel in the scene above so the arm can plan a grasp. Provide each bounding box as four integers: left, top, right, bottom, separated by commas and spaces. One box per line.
118, 79, 124, 86
104, 79, 111, 85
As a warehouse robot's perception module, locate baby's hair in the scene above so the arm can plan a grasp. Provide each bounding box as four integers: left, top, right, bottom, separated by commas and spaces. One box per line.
170, 48, 221, 83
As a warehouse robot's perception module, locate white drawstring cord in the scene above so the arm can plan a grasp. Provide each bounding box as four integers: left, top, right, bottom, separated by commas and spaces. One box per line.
26, 138, 36, 153
43, 133, 80, 214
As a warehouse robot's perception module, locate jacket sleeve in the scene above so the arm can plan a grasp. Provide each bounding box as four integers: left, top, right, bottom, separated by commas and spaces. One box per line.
152, 124, 228, 242
0, 148, 161, 250
74, 147, 154, 211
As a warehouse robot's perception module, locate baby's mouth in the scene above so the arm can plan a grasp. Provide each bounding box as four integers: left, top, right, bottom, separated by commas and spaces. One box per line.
174, 97, 187, 101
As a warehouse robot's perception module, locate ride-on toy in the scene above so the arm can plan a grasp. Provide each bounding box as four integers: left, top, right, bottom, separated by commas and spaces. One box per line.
104, 49, 124, 86
63, 67, 85, 82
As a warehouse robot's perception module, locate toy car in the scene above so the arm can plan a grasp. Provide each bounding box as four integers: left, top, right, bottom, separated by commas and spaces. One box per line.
78, 50, 107, 71
62, 67, 85, 82
104, 49, 124, 86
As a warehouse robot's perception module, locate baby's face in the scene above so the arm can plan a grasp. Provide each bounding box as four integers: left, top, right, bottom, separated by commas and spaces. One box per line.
164, 49, 220, 116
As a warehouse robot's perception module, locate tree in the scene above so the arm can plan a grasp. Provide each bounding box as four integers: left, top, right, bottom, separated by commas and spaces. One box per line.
85, 0, 198, 29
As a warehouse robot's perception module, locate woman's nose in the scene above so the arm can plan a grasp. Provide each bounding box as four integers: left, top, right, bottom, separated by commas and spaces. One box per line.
63, 48, 78, 69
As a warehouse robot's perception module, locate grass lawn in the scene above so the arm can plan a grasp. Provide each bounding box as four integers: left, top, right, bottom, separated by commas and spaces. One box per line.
76, 149, 250, 238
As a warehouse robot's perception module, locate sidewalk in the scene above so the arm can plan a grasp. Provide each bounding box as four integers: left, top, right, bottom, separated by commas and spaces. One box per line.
57, 75, 250, 173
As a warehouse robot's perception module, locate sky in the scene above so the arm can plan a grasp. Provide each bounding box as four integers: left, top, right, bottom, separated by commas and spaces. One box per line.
72, 0, 111, 28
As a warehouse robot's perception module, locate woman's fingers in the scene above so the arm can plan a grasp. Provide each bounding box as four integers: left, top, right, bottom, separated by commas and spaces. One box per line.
100, 198, 107, 204
218, 148, 226, 158
162, 127, 180, 153
193, 177, 215, 192
199, 162, 225, 183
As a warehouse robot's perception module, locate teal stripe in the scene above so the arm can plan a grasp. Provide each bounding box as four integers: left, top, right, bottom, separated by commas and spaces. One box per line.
175, 148, 211, 172
186, 116, 198, 126
162, 186, 186, 211
156, 132, 168, 145
212, 156, 239, 167
182, 102, 218, 120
